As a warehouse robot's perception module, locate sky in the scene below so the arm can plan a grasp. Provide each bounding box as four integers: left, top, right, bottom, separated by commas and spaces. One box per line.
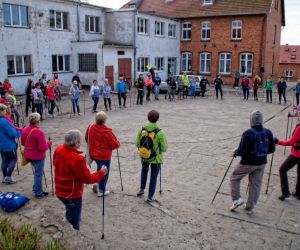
90, 0, 300, 45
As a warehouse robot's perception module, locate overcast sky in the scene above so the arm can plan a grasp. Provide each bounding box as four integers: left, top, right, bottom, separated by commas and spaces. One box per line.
90, 0, 300, 45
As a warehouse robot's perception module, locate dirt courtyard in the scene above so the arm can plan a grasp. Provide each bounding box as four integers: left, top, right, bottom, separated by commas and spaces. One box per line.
1, 89, 300, 250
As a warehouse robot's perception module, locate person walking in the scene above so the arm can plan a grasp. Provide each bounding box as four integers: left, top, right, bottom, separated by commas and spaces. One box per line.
189, 76, 196, 98
145, 74, 153, 101
25, 79, 35, 117
233, 71, 240, 88
32, 83, 44, 120
54, 129, 107, 230
241, 75, 250, 100
136, 110, 168, 202
116, 76, 128, 108
230, 110, 275, 214
277, 77, 287, 105
182, 73, 189, 99
3, 78, 12, 94
274, 113, 300, 200
214, 75, 223, 100
21, 113, 51, 198
103, 79, 112, 111
45, 80, 56, 119
200, 76, 209, 97
89, 80, 101, 113
135, 74, 145, 105
69, 81, 81, 116
153, 72, 161, 100
177, 76, 183, 100
265, 76, 273, 103
6, 88, 20, 126
0, 104, 21, 184
295, 79, 300, 106
168, 75, 176, 102
252, 75, 261, 101
85, 111, 120, 197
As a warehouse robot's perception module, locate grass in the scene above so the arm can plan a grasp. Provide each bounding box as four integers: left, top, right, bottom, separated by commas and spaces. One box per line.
0, 217, 66, 250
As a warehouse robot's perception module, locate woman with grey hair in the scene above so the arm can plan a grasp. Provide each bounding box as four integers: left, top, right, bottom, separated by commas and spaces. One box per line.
21, 112, 52, 198
54, 129, 107, 230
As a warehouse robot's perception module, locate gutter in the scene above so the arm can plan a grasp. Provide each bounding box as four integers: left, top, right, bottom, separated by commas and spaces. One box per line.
133, 9, 137, 79
77, 1, 80, 42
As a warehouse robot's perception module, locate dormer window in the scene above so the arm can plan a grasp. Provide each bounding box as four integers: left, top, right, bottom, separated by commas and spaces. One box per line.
291, 55, 297, 60
292, 48, 297, 52
203, 0, 213, 5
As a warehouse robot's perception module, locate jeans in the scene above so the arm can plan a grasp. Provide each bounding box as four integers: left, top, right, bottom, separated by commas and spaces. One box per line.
137, 90, 143, 104
278, 89, 286, 103
31, 159, 45, 197
35, 102, 43, 118
118, 93, 126, 107
140, 162, 161, 199
242, 86, 249, 100
104, 98, 111, 110
1, 151, 17, 179
169, 89, 175, 101
58, 197, 82, 230
95, 160, 110, 192
190, 86, 196, 97
266, 90, 272, 102
279, 155, 300, 196
72, 98, 80, 114
215, 85, 223, 99
154, 85, 160, 99
92, 96, 99, 112
48, 100, 55, 115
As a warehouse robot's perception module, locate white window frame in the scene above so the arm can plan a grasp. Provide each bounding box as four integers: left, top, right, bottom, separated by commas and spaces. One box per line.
85, 15, 101, 33
3, 3, 29, 27
137, 57, 149, 73
285, 70, 293, 78
181, 52, 192, 72
154, 21, 165, 37
155, 57, 164, 71
200, 52, 211, 74
182, 22, 191, 41
137, 17, 149, 35
168, 23, 176, 38
50, 10, 68, 30
7, 55, 32, 76
52, 55, 70, 73
201, 21, 211, 41
231, 20, 242, 40
219, 53, 231, 75
240, 53, 253, 76
203, 0, 213, 5
167, 57, 177, 75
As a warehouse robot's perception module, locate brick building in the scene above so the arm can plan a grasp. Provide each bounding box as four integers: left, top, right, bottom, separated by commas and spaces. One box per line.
125, 0, 285, 84
279, 45, 300, 81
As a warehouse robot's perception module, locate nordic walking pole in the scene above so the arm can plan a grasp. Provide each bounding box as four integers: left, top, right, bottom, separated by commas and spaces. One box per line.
116, 149, 124, 191
289, 117, 294, 138
43, 170, 48, 188
101, 190, 105, 240
83, 90, 86, 115
159, 166, 162, 194
48, 137, 54, 195
265, 153, 274, 194
284, 117, 290, 155
211, 156, 235, 204
129, 89, 132, 108
112, 92, 117, 111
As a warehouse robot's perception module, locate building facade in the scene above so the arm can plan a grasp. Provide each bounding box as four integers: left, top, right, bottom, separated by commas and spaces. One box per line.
279, 45, 300, 81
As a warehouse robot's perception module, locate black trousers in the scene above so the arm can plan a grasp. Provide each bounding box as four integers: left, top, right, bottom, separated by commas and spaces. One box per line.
296, 93, 300, 106
118, 93, 126, 107
48, 100, 55, 115
183, 86, 188, 99
278, 89, 286, 103
137, 90, 143, 104
200, 86, 206, 97
266, 90, 272, 102
253, 88, 258, 100
104, 98, 111, 110
279, 155, 300, 196
215, 85, 223, 99
233, 78, 239, 87
25, 96, 34, 117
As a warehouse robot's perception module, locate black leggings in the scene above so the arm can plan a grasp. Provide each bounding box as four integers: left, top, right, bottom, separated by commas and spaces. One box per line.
104, 98, 111, 109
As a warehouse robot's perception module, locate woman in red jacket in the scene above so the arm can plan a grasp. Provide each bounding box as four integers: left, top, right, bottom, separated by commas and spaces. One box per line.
275, 115, 300, 200
45, 80, 56, 118
85, 111, 120, 197
54, 129, 107, 230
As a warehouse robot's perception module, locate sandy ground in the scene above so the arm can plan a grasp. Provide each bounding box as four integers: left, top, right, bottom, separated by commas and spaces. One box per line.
1, 87, 300, 250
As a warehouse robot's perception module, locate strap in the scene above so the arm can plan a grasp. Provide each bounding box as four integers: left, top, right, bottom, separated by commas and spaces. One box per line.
87, 123, 94, 147
24, 128, 38, 147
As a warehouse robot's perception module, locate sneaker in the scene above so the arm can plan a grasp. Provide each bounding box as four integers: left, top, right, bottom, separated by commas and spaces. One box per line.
230, 197, 244, 211
278, 194, 291, 201
4, 177, 16, 184
146, 197, 154, 203
123, 106, 127, 108
77, 113, 81, 116
292, 192, 300, 200
136, 189, 144, 197
245, 207, 253, 215
2, 178, 6, 183
97, 190, 110, 197
36, 191, 49, 199
92, 184, 98, 194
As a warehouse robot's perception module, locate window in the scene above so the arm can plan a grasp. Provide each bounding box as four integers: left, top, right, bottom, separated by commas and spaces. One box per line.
219, 53, 231, 74
7, 55, 32, 75
232, 20, 242, 40
155, 57, 164, 71
78, 54, 97, 72
291, 55, 297, 60
285, 70, 293, 78
168, 57, 177, 75
137, 18, 149, 35
200, 52, 211, 74
155, 21, 165, 36
240, 53, 253, 75
85, 16, 100, 33
50, 10, 68, 30
3, 3, 28, 27
168, 24, 176, 38
201, 22, 211, 40
137, 57, 149, 72
203, 0, 213, 5
181, 52, 192, 72
52, 55, 70, 72
182, 23, 191, 40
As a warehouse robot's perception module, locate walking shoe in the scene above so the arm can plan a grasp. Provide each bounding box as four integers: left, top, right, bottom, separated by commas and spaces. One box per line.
136, 189, 144, 197
36, 191, 49, 199
146, 197, 154, 203
292, 192, 300, 200
109, 107, 112, 110
92, 184, 98, 194
245, 207, 253, 215
97, 190, 110, 197
278, 194, 291, 201
230, 197, 244, 211
4, 177, 17, 184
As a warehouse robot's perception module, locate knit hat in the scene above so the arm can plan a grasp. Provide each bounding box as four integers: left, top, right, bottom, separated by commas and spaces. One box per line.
250, 110, 263, 127
148, 110, 159, 123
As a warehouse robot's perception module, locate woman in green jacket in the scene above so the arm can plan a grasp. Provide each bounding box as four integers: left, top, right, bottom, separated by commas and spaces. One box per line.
265, 76, 273, 103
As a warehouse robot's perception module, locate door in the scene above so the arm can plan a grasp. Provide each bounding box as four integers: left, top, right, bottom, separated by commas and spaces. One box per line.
118, 58, 132, 88
105, 65, 114, 90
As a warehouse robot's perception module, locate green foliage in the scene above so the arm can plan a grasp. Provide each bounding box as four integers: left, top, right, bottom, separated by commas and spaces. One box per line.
0, 217, 66, 250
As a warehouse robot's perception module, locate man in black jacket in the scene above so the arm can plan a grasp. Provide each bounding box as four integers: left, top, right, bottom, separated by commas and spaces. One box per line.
230, 110, 275, 214
135, 74, 145, 105
214, 75, 223, 99
200, 76, 209, 97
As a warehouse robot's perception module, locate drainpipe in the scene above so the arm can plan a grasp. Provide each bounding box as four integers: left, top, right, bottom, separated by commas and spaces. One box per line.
133, 9, 137, 80
77, 1, 80, 42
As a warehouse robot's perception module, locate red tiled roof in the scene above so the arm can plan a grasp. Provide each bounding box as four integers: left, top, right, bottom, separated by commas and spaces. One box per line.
280, 45, 300, 64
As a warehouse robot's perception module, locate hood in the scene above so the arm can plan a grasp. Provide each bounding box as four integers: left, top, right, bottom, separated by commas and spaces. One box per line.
92, 124, 112, 134
250, 110, 263, 127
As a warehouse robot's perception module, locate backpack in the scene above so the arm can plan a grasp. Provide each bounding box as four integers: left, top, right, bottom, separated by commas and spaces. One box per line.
0, 192, 30, 213
138, 127, 161, 161
251, 128, 269, 157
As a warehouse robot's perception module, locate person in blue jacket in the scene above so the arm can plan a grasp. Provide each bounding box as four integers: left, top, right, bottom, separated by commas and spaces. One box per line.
0, 104, 21, 184
277, 77, 287, 105
153, 72, 161, 100
116, 75, 128, 108
295, 79, 300, 106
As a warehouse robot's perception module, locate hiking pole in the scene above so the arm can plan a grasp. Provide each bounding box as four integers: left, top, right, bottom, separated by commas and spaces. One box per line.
43, 170, 48, 188
265, 153, 274, 194
129, 89, 132, 108
83, 90, 86, 115
159, 166, 162, 194
284, 117, 290, 155
116, 149, 124, 191
101, 190, 105, 240
211, 156, 235, 204
288, 117, 294, 138
112, 92, 117, 111
48, 137, 54, 195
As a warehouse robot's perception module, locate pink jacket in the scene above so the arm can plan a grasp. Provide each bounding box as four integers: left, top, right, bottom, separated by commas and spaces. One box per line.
21, 124, 51, 161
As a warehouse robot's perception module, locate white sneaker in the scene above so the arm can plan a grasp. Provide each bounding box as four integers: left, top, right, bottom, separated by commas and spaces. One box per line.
230, 197, 244, 211
4, 177, 17, 184
97, 190, 110, 197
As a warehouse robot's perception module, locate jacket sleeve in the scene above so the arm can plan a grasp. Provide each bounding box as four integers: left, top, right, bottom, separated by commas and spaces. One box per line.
267, 130, 275, 154
234, 131, 250, 157
158, 130, 168, 153
3, 120, 21, 139
135, 129, 142, 147
278, 126, 300, 147
108, 131, 120, 150
37, 131, 50, 152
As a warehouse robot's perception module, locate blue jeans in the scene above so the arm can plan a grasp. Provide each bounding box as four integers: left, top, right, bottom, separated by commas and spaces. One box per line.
92, 96, 99, 112
1, 151, 17, 178
140, 162, 161, 199
30, 159, 45, 197
242, 86, 249, 100
154, 85, 160, 99
58, 197, 82, 230
72, 98, 80, 114
35, 103, 43, 118
95, 160, 110, 192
